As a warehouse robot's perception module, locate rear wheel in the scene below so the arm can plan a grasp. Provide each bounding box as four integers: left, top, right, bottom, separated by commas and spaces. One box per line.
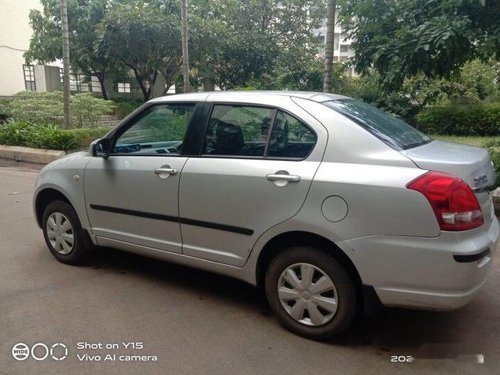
42, 200, 93, 265
265, 246, 357, 340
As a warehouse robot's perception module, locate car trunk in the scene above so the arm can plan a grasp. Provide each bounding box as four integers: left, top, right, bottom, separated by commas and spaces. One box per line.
401, 140, 497, 225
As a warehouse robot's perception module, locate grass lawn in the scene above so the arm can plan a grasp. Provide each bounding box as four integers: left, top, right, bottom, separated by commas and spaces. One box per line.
432, 135, 500, 148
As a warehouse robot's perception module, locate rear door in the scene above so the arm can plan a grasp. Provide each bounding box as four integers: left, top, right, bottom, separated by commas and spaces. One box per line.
178, 97, 327, 266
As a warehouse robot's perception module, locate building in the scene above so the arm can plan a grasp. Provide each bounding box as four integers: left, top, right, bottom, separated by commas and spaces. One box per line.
0, 0, 171, 99
314, 14, 356, 73
0, 0, 45, 97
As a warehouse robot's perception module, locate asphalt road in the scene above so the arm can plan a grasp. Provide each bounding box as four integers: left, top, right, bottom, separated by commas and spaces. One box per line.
1, 162, 500, 375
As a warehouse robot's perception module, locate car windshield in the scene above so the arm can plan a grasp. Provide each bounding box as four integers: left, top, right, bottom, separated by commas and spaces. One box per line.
323, 99, 431, 150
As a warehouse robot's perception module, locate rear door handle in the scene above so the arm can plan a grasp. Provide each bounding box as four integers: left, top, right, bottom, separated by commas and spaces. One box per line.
266, 173, 301, 182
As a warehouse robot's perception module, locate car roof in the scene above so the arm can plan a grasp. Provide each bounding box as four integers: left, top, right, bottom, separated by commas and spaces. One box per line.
148, 90, 350, 104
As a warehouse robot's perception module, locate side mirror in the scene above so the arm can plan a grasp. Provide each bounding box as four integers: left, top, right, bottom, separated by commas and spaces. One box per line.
90, 138, 112, 158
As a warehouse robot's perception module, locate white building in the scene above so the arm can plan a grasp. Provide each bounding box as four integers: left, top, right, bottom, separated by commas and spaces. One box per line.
0, 0, 45, 96
0, 0, 151, 99
314, 15, 355, 73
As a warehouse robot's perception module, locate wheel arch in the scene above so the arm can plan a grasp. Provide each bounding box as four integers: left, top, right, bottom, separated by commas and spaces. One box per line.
34, 188, 73, 228
255, 231, 363, 295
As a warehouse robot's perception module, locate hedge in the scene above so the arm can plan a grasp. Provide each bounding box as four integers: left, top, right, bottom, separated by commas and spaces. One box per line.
8, 91, 115, 128
485, 140, 500, 187
0, 120, 109, 151
416, 102, 500, 136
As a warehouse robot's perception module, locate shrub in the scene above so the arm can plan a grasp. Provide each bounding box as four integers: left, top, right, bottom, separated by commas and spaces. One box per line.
0, 120, 109, 151
9, 91, 63, 124
68, 127, 110, 149
485, 140, 500, 187
27, 124, 78, 151
0, 119, 32, 145
8, 91, 115, 128
416, 102, 500, 136
112, 98, 143, 118
0, 97, 12, 122
71, 93, 116, 128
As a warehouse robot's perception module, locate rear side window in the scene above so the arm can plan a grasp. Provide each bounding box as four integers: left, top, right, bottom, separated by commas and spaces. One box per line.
268, 111, 316, 159
203, 105, 274, 157
324, 99, 431, 150
202, 105, 317, 159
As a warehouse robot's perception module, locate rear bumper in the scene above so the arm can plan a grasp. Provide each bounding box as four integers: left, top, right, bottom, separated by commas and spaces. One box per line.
341, 216, 499, 310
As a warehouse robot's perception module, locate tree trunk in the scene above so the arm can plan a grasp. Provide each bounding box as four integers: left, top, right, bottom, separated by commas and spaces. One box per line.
161, 71, 177, 95
147, 70, 158, 99
60, 0, 71, 128
203, 76, 215, 92
131, 67, 150, 102
323, 0, 337, 93
96, 72, 108, 100
180, 0, 190, 93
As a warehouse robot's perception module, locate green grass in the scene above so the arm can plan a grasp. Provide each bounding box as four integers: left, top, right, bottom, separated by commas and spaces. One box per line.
432, 135, 500, 148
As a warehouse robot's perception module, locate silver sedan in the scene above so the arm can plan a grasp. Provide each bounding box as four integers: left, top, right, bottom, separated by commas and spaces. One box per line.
33, 91, 499, 340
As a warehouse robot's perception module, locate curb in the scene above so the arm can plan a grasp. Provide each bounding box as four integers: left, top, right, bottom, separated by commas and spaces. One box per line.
0, 145, 65, 164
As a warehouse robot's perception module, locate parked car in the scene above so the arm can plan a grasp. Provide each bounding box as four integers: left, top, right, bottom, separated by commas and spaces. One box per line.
33, 91, 499, 340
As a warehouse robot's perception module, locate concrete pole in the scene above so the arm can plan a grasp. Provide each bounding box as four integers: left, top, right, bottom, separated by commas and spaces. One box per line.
60, 0, 71, 128
181, 0, 190, 93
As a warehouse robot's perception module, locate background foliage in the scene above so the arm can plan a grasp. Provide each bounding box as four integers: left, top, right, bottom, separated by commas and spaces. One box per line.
0, 120, 109, 151
8, 91, 115, 128
416, 102, 500, 136
338, 0, 500, 91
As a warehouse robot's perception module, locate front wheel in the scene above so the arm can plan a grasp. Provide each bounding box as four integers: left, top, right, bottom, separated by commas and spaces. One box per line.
42, 200, 93, 265
265, 246, 357, 340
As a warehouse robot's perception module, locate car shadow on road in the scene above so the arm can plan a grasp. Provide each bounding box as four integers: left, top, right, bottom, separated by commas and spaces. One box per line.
87, 246, 489, 358
88, 246, 271, 315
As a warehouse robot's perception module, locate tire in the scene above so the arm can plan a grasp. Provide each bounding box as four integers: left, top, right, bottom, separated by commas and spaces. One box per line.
265, 246, 357, 340
42, 200, 94, 265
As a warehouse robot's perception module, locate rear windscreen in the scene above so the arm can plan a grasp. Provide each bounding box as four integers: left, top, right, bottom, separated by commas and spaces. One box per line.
323, 99, 431, 150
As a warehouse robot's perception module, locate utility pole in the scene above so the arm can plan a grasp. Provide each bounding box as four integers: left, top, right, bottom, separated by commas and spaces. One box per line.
323, 0, 337, 93
60, 0, 70, 128
180, 0, 190, 93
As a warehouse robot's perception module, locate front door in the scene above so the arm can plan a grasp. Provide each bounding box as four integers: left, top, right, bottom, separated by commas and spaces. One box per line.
84, 103, 196, 253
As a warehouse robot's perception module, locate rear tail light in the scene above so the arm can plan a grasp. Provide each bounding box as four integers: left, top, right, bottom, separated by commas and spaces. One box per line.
407, 171, 483, 231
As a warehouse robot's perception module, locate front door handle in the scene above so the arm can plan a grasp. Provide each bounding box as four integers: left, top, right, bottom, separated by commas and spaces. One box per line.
266, 173, 301, 182
154, 165, 178, 178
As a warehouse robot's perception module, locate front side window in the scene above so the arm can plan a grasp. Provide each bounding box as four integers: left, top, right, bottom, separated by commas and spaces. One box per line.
203, 105, 274, 157
324, 99, 431, 150
113, 103, 195, 155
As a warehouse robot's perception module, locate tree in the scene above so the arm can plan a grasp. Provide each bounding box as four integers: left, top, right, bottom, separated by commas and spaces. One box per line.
338, 0, 500, 91
25, 0, 115, 100
103, 0, 182, 101
189, 0, 325, 90
323, 0, 337, 92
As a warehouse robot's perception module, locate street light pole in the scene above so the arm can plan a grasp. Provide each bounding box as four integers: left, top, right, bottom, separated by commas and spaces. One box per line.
60, 0, 71, 128
180, 0, 190, 93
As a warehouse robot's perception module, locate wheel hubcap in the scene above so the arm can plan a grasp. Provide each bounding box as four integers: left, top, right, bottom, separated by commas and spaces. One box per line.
46, 212, 74, 255
277, 263, 338, 326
